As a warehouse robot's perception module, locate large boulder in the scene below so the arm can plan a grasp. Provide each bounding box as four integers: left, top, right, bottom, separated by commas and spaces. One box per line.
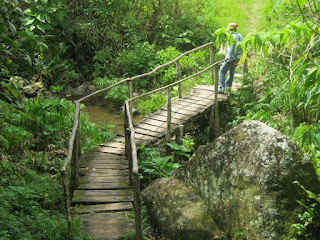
142, 120, 319, 240
142, 178, 222, 240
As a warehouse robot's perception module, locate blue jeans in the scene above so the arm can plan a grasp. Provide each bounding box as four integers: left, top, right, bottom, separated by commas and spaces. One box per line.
219, 61, 236, 91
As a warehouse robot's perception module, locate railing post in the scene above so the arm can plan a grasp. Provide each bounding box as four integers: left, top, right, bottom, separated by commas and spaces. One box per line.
176, 60, 182, 98
128, 80, 133, 118
166, 87, 172, 155
62, 171, 73, 240
133, 173, 142, 240
70, 102, 80, 196
209, 44, 214, 85
243, 59, 248, 74
214, 64, 220, 138
124, 102, 133, 186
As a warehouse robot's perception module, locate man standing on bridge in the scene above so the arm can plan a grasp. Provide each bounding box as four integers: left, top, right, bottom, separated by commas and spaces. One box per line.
218, 23, 243, 93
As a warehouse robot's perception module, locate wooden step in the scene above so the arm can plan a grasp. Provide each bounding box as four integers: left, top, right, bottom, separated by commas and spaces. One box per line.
74, 202, 133, 214
81, 212, 133, 240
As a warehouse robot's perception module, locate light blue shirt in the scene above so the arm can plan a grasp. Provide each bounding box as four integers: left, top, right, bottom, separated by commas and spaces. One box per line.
226, 32, 243, 62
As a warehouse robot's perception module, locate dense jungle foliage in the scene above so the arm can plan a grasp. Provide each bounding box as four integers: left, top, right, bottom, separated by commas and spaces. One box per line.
0, 0, 320, 239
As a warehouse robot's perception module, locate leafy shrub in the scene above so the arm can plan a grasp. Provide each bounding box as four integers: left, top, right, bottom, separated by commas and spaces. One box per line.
94, 77, 128, 108
135, 93, 167, 115
113, 42, 159, 90
137, 142, 180, 188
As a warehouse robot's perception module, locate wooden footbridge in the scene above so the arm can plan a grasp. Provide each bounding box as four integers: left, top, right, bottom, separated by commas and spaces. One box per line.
61, 42, 246, 240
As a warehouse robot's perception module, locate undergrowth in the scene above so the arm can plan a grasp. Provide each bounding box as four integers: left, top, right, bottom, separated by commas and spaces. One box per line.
0, 96, 113, 239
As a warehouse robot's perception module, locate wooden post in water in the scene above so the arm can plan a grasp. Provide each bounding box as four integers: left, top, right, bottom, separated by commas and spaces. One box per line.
166, 87, 172, 155
176, 60, 182, 98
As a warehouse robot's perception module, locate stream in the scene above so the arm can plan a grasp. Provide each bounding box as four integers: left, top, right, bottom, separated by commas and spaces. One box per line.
67, 95, 144, 134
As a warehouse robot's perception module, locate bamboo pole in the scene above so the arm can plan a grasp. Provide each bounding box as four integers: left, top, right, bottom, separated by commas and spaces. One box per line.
166, 87, 172, 155
176, 60, 182, 98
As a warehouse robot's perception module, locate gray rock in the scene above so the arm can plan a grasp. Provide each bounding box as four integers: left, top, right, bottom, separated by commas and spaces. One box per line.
142, 178, 222, 240
72, 88, 86, 96
88, 84, 96, 92
173, 120, 319, 239
23, 85, 37, 97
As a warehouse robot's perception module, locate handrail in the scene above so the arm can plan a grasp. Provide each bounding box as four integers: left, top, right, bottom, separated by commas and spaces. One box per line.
75, 42, 214, 103
127, 59, 225, 103
61, 41, 229, 240
61, 101, 81, 240
124, 101, 142, 239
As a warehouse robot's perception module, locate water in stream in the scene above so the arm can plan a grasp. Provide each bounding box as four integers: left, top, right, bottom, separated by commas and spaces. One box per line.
67, 95, 144, 134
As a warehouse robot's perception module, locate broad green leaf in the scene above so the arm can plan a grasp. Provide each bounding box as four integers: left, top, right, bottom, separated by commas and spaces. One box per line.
37, 23, 46, 33
297, 0, 307, 8
36, 14, 46, 23
8, 21, 17, 34
26, 18, 35, 25
25, 54, 32, 66
271, 34, 280, 47
0, 135, 9, 150
0, 36, 18, 50
56, 10, 67, 22
9, 88, 19, 99
239, 50, 247, 65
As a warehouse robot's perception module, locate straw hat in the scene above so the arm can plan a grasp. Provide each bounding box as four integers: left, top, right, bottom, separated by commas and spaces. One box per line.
227, 23, 238, 31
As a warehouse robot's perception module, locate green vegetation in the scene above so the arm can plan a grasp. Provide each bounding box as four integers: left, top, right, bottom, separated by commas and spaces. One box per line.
1, 0, 320, 239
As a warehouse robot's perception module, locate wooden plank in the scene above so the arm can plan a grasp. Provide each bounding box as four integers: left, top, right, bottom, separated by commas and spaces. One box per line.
164, 102, 204, 113
134, 122, 166, 132
147, 113, 185, 125
133, 133, 158, 143
154, 110, 192, 121
73, 195, 134, 204
193, 84, 216, 92
74, 189, 133, 197
82, 212, 133, 240
134, 127, 165, 137
183, 95, 215, 103
80, 163, 128, 169
80, 169, 129, 176
90, 146, 126, 155
174, 99, 209, 109
82, 175, 129, 183
139, 118, 179, 129
74, 202, 133, 214
98, 142, 125, 149
78, 182, 130, 190
82, 152, 127, 160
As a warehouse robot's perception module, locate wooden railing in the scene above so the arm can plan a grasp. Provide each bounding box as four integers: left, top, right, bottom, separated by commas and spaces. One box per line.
61, 42, 247, 239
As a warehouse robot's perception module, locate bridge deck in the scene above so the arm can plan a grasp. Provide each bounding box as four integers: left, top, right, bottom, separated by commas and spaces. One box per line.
72, 83, 241, 240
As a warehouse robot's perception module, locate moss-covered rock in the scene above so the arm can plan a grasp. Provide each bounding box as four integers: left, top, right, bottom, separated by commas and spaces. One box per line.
142, 178, 222, 240
173, 120, 319, 239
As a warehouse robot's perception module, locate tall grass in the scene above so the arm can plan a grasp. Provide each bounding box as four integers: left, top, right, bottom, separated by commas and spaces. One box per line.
212, 0, 271, 34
